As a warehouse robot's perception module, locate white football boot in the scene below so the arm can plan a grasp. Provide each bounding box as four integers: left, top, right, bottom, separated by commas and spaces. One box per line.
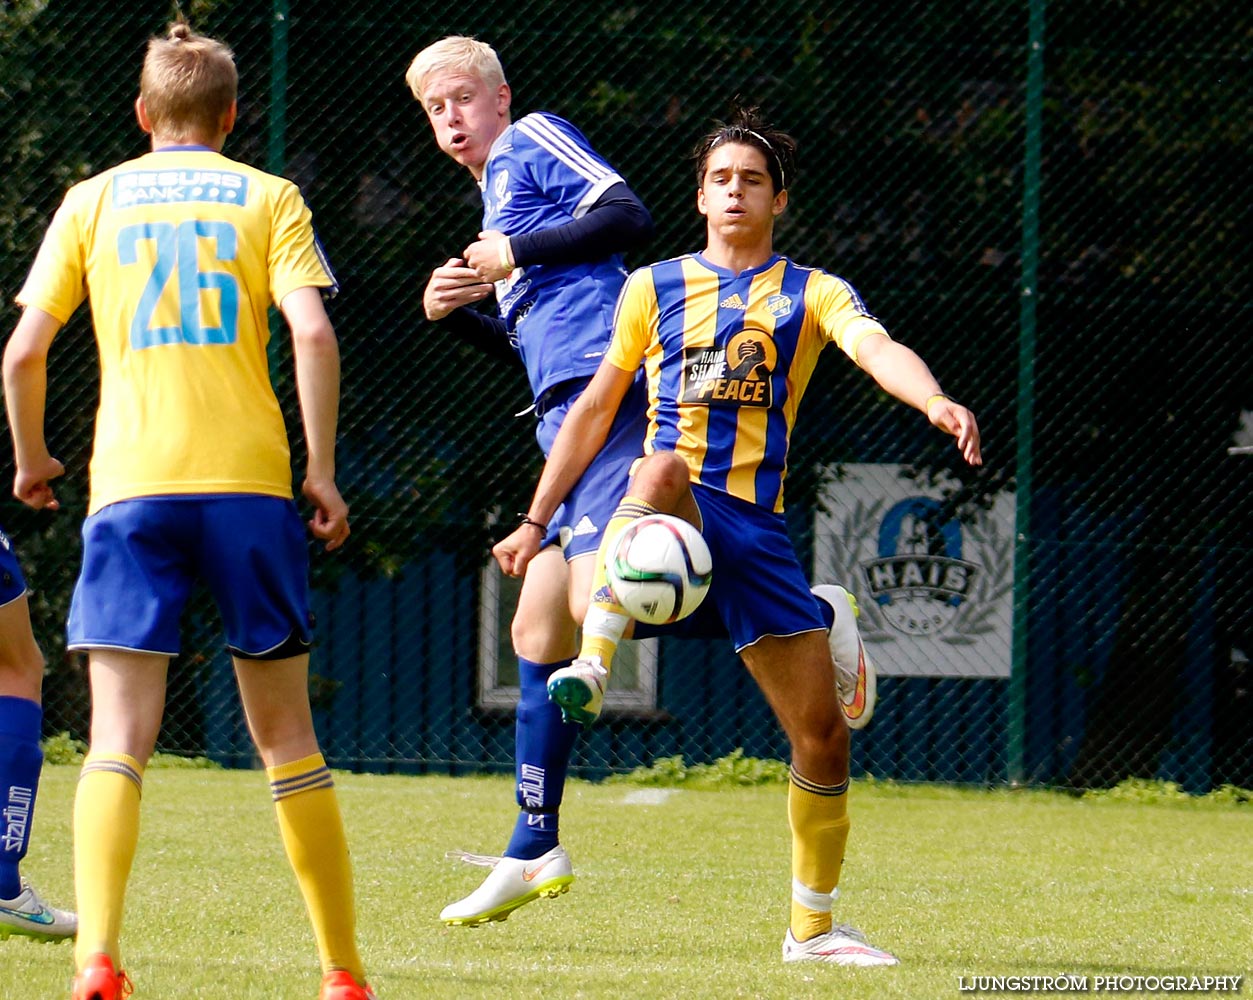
0, 878, 77, 941
782, 925, 899, 966
546, 657, 608, 727
812, 585, 877, 730
439, 845, 574, 926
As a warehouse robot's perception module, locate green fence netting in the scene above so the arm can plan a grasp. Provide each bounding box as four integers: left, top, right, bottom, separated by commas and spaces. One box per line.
0, 1, 1248, 789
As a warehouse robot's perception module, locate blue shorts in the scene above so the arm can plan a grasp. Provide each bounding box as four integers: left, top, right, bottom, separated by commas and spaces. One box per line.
68, 495, 312, 659
0, 526, 28, 609
536, 376, 649, 561
636, 483, 825, 652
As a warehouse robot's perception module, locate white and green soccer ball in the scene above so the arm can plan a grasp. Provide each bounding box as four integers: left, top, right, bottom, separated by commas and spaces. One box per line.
606, 513, 713, 625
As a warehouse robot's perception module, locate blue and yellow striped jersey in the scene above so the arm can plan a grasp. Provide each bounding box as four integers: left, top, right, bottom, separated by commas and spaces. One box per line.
606, 253, 888, 512
17, 147, 336, 515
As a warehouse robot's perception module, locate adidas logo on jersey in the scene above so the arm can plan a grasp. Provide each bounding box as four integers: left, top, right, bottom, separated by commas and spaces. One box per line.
719, 293, 747, 310
572, 515, 598, 537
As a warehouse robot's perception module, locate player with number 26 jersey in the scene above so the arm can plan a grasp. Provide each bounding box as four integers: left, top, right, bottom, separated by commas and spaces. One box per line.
17, 147, 336, 515
6, 22, 370, 999
7, 21, 373, 998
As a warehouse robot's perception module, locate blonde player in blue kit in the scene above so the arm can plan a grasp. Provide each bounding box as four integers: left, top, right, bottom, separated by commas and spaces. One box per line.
3, 21, 375, 1000
494, 106, 983, 966
409, 35, 656, 926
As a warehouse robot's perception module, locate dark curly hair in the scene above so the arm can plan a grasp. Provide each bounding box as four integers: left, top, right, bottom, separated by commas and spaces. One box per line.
693, 103, 798, 195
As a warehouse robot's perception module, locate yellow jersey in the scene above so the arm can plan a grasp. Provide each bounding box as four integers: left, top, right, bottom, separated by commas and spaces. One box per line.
17, 147, 336, 514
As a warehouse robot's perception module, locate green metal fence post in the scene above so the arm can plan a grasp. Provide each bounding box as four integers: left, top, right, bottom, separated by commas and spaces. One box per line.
268, 0, 288, 176
1010, 0, 1046, 784
267, 0, 289, 368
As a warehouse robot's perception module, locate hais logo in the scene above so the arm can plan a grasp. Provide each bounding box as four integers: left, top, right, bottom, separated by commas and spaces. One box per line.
818, 464, 1014, 675
765, 293, 792, 318
861, 497, 978, 637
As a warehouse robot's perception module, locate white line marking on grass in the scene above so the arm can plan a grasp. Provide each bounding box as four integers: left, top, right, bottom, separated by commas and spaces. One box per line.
621, 789, 678, 805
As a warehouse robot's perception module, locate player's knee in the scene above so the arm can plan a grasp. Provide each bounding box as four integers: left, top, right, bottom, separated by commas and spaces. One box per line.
633, 451, 691, 506
510, 615, 576, 663
510, 615, 543, 657
791, 714, 850, 770
248, 716, 318, 763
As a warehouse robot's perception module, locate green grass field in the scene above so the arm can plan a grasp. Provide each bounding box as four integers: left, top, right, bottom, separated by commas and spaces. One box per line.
3, 765, 1249, 999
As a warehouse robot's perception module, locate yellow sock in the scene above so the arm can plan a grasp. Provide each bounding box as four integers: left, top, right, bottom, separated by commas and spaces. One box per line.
581, 497, 658, 670
74, 752, 145, 970
269, 753, 364, 982
787, 766, 850, 942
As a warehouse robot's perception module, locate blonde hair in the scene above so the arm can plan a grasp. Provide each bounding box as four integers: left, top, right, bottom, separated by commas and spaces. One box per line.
140, 21, 237, 141
405, 35, 505, 106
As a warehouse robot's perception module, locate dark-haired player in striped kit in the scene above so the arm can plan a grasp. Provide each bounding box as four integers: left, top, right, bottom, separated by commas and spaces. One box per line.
5, 20, 374, 1000
495, 105, 982, 966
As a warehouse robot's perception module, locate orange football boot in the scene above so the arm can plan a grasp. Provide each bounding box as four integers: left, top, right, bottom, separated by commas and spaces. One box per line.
319, 970, 377, 1000
71, 953, 133, 1000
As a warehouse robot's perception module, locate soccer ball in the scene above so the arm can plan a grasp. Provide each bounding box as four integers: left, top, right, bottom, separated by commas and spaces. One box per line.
605, 514, 713, 625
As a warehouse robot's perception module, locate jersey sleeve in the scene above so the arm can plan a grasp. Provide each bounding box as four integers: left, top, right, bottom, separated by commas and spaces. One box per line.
806, 269, 889, 363
15, 186, 89, 323
508, 182, 653, 265
514, 113, 624, 220
606, 267, 657, 373
267, 180, 338, 307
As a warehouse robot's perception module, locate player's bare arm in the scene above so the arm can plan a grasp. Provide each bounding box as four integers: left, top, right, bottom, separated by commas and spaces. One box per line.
423, 257, 493, 320
492, 360, 636, 578
3, 307, 65, 510
281, 286, 351, 550
855, 331, 983, 466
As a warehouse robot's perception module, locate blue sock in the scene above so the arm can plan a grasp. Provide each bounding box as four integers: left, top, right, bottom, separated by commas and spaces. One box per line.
504, 658, 580, 860
0, 695, 43, 899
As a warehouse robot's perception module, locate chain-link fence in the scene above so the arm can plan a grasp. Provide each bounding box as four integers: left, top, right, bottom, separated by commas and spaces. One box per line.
0, 1, 1248, 789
